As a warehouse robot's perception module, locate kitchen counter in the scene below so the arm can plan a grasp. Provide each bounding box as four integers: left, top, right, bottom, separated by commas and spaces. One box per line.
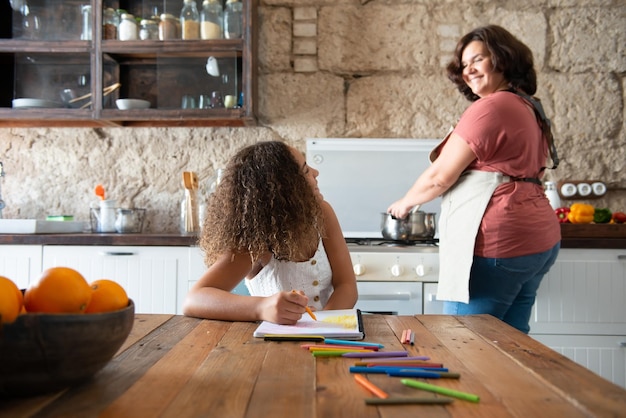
1, 224, 625, 248
1, 314, 624, 417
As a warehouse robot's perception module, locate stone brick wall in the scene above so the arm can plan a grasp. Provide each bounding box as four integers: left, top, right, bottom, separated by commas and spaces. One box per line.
1, 0, 624, 233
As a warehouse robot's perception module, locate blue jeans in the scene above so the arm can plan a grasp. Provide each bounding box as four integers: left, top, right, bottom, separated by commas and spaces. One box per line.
443, 243, 560, 334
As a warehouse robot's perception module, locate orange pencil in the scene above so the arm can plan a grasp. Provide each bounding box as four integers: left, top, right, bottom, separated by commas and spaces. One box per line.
354, 374, 389, 399
292, 290, 317, 320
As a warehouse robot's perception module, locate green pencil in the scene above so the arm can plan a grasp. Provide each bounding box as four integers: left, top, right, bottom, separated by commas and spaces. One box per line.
401, 379, 480, 403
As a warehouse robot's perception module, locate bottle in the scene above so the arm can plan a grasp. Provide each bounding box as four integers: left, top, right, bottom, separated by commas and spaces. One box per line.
118, 13, 138, 41
139, 19, 159, 40
223, 0, 242, 39
544, 181, 561, 210
81, 5, 92, 41
200, 0, 223, 40
159, 13, 178, 40
103, 8, 119, 40
198, 168, 223, 227
180, 0, 200, 40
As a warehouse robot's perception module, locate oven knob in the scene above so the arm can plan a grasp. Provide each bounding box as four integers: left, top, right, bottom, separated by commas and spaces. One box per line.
390, 264, 403, 277
353, 264, 366, 276
415, 264, 425, 277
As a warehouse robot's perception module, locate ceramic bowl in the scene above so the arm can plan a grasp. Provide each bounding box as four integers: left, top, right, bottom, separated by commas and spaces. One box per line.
115, 99, 150, 110
0, 300, 135, 398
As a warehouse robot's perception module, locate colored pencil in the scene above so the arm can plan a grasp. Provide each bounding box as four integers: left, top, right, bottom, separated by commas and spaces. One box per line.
364, 397, 453, 405
401, 379, 480, 403
354, 374, 389, 399
291, 290, 316, 320
301, 343, 379, 351
355, 356, 430, 363
342, 350, 408, 358
324, 339, 384, 348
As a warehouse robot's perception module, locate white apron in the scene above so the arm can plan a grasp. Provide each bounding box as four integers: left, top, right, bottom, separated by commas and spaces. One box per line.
435, 170, 508, 303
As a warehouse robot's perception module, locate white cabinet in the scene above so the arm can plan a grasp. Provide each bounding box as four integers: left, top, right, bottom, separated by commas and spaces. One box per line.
42, 246, 190, 315
0, 245, 42, 289
530, 248, 626, 388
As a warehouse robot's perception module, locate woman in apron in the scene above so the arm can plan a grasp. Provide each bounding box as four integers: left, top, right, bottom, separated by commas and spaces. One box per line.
388, 25, 560, 333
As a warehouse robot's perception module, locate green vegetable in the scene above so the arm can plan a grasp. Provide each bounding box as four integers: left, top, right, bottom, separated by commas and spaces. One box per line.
593, 208, 612, 224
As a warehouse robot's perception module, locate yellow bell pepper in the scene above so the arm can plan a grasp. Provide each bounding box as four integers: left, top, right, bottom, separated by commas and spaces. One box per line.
567, 203, 595, 224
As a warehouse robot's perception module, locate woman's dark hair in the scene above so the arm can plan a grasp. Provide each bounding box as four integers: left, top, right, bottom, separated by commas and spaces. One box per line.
199, 141, 323, 265
446, 25, 537, 101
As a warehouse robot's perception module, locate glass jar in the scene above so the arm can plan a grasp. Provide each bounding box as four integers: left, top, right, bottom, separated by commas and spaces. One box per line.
103, 8, 119, 40
118, 13, 138, 41
159, 13, 178, 40
81, 5, 92, 41
223, 0, 242, 39
200, 0, 223, 40
139, 19, 158, 40
180, 189, 200, 234
180, 0, 200, 40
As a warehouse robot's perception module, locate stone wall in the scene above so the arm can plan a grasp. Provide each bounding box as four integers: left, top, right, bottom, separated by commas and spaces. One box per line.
1, 0, 625, 233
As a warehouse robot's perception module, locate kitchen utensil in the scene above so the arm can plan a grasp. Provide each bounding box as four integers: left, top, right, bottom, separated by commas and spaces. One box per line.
115, 208, 146, 233
206, 56, 220, 76
380, 211, 436, 241
115, 98, 150, 110
181, 171, 199, 233
12, 98, 63, 109
94, 184, 105, 200
90, 199, 117, 233
68, 83, 121, 109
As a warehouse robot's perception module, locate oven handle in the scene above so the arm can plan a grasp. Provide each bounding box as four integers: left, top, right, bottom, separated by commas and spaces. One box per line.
358, 292, 412, 301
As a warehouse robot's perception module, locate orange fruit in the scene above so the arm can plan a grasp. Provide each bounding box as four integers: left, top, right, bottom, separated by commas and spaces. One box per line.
24, 267, 92, 314
0, 276, 23, 324
85, 279, 129, 313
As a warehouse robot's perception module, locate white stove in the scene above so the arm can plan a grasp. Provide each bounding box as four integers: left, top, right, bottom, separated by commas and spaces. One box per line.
307, 138, 446, 315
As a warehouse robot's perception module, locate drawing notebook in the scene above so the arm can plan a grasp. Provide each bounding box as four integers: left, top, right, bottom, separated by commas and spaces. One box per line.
253, 308, 365, 340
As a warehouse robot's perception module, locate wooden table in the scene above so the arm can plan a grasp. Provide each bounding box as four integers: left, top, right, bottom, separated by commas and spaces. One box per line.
1, 314, 625, 418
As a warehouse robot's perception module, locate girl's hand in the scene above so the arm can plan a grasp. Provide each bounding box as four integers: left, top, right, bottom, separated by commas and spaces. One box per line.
259, 291, 309, 325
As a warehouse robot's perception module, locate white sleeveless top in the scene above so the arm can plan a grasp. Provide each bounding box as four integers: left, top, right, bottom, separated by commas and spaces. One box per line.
245, 241, 333, 310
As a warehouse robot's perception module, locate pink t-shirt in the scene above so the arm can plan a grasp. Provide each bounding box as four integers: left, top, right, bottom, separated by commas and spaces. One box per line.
452, 91, 560, 258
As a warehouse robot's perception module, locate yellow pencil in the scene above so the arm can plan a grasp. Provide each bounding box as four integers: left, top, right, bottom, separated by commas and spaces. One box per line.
292, 290, 317, 320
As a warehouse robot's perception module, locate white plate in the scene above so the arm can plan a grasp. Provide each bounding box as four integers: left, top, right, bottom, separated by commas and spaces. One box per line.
12, 98, 64, 109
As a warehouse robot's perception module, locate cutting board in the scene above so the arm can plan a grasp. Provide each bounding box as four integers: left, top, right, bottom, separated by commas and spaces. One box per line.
0, 219, 85, 234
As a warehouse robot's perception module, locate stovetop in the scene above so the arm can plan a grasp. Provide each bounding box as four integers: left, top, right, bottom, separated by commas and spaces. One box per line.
345, 237, 439, 247
345, 237, 439, 254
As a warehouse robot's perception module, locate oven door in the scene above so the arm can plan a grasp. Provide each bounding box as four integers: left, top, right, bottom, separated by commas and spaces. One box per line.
355, 281, 423, 315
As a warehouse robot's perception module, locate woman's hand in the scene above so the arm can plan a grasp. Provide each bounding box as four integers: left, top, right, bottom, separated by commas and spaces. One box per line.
387, 199, 413, 219
259, 291, 310, 325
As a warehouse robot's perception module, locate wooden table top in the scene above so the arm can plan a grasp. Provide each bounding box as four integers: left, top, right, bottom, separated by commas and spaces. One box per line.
2, 314, 625, 418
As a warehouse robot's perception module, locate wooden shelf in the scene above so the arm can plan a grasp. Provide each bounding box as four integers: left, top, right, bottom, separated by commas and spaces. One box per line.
0, 0, 257, 127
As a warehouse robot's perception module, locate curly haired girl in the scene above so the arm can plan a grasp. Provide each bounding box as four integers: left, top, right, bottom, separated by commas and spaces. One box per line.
183, 141, 357, 324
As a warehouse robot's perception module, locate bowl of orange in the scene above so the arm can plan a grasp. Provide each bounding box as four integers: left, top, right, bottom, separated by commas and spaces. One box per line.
0, 268, 134, 398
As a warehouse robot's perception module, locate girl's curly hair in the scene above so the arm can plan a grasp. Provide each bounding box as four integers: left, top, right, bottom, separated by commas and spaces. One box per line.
199, 141, 324, 266
446, 25, 537, 101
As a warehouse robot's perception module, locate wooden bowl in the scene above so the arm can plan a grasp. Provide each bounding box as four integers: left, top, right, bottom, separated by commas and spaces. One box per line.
0, 300, 134, 398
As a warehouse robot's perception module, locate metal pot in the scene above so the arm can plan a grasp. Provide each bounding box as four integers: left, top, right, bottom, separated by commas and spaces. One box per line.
380, 211, 436, 241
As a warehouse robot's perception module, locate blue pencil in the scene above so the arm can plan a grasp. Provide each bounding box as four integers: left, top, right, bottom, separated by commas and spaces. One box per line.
324, 338, 385, 348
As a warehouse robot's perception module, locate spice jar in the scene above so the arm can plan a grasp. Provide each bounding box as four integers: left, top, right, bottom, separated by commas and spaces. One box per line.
103, 8, 119, 40
118, 13, 138, 41
139, 19, 158, 40
159, 13, 178, 40
200, 0, 223, 40
180, 0, 200, 40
